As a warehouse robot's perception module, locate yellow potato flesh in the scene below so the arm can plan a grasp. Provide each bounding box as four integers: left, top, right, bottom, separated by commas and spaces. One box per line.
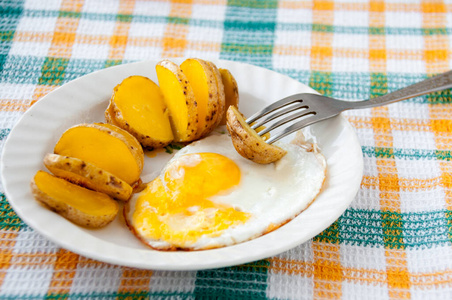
34, 170, 118, 216
113, 76, 173, 142
156, 65, 189, 140
180, 59, 209, 135
54, 126, 140, 185
95, 122, 144, 169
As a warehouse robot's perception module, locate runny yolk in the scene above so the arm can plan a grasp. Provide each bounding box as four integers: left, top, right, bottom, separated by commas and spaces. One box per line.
132, 153, 250, 247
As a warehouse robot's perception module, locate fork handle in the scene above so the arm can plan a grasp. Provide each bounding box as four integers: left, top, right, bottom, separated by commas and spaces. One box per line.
350, 70, 452, 109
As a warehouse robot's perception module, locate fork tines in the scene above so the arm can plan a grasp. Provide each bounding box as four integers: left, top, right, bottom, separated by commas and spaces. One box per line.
246, 94, 316, 144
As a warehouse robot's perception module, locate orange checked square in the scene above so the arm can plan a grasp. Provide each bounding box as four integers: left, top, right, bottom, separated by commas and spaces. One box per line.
421, 2, 446, 13
313, 0, 334, 11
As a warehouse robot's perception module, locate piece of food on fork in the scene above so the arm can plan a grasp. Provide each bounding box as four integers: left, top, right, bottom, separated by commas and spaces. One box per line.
227, 69, 452, 164
226, 106, 287, 164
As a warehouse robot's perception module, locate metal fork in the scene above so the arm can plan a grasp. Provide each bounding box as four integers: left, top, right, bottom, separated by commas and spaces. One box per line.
247, 70, 452, 144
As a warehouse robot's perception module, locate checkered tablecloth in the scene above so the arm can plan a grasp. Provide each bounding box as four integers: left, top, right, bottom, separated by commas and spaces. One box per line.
1, 0, 452, 299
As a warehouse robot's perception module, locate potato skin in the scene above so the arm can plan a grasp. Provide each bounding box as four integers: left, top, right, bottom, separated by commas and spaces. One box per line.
205, 61, 226, 130
44, 154, 133, 202
226, 106, 287, 164
104, 101, 121, 128
31, 174, 118, 228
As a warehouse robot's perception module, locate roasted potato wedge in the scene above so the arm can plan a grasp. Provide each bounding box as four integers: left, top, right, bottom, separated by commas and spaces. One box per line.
206, 61, 226, 129
156, 60, 198, 142
109, 76, 174, 148
180, 58, 219, 139
219, 68, 239, 125
54, 123, 143, 186
31, 170, 119, 228
44, 154, 133, 201
226, 106, 287, 164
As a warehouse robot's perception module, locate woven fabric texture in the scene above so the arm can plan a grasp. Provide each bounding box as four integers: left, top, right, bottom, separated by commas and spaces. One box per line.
1, 0, 452, 299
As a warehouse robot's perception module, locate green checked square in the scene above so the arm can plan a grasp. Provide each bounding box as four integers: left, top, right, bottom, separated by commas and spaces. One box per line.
220, 1, 278, 69
0, 0, 24, 75
195, 260, 270, 299
38, 57, 70, 86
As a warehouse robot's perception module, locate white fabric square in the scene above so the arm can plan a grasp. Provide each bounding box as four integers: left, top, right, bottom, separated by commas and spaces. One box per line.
0, 111, 24, 129
123, 45, 163, 61
148, 271, 197, 292
24, 0, 62, 11
333, 33, 369, 49
354, 127, 376, 147
0, 266, 54, 296
16, 17, 57, 33
387, 59, 426, 74
76, 19, 116, 36
71, 266, 122, 293
333, 0, 368, 3
127, 22, 166, 38
386, 35, 424, 51
392, 129, 438, 151
275, 30, 311, 47
266, 272, 313, 300
346, 107, 374, 119
277, 240, 313, 261
342, 281, 389, 300
192, 4, 226, 21
9, 41, 51, 57
448, 8, 452, 27
399, 187, 446, 213
273, 54, 311, 72
406, 246, 452, 273
340, 244, 386, 270
133, 1, 171, 17
385, 0, 421, 2
362, 154, 379, 179
388, 102, 431, 120
411, 288, 451, 300
276, 8, 312, 24
12, 229, 58, 254
386, 12, 422, 28
71, 44, 110, 60
187, 26, 224, 44
332, 57, 369, 73
334, 11, 369, 28
395, 156, 442, 179
82, 0, 120, 14
351, 187, 383, 211
0, 83, 36, 101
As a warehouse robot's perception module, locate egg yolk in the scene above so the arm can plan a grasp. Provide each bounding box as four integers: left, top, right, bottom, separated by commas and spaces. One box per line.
132, 153, 250, 248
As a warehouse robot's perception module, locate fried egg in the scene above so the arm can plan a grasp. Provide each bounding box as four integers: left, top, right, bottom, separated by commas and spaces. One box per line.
125, 131, 326, 251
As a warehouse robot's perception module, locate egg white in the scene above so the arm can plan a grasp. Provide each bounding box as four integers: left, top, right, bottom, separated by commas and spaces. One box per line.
125, 131, 327, 250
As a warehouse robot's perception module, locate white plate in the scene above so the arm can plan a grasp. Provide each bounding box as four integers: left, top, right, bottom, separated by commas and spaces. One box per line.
1, 59, 363, 270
